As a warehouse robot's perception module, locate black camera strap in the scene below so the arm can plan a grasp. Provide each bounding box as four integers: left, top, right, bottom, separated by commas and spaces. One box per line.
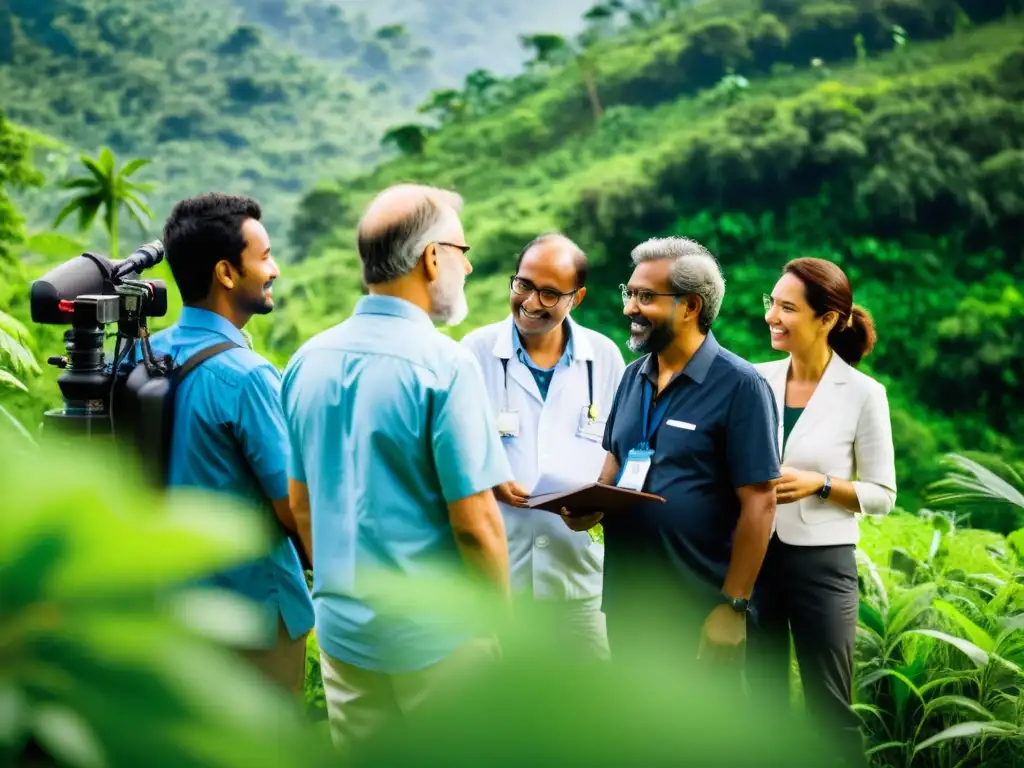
176, 340, 240, 381
174, 339, 312, 572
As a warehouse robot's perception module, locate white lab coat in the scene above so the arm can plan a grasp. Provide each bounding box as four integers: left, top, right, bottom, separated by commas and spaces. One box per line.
460, 314, 626, 600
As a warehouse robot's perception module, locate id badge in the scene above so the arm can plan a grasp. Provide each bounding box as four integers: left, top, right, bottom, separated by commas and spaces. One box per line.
616, 446, 653, 492
496, 410, 520, 437
576, 406, 606, 443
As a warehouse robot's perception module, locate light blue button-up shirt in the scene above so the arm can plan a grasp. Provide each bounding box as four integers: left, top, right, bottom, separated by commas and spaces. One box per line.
512, 323, 574, 400
280, 295, 513, 674
148, 307, 315, 649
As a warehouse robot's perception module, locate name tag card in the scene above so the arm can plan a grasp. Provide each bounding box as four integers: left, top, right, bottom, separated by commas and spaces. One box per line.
576, 406, 606, 443
496, 410, 520, 437
616, 446, 653, 492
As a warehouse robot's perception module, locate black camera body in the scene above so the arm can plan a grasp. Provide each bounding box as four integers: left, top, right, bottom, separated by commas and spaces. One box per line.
29, 242, 169, 440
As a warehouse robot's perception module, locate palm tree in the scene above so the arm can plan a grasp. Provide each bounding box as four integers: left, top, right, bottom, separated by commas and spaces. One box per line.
0, 309, 40, 444
52, 146, 155, 260
925, 453, 1024, 533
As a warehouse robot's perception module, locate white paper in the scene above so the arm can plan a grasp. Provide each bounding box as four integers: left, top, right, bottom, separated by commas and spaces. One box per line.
530, 471, 581, 497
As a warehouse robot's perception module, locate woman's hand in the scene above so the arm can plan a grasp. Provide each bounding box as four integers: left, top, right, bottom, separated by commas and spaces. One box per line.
775, 465, 825, 505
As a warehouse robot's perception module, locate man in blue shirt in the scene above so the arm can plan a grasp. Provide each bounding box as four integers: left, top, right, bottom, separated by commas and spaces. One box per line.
151, 192, 314, 694
281, 183, 512, 750
563, 237, 779, 673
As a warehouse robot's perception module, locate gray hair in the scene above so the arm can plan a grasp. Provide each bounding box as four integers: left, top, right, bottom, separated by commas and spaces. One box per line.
357, 185, 464, 284
631, 237, 725, 333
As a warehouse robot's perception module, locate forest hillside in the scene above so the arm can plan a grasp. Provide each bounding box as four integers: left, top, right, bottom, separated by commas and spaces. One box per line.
260, 0, 1024, 513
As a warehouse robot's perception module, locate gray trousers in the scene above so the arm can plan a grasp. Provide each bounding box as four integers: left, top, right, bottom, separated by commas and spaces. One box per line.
747, 536, 866, 767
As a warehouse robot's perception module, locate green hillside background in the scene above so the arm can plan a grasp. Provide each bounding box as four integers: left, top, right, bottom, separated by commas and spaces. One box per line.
3, 1, 1024, 765
1, 0, 1021, 513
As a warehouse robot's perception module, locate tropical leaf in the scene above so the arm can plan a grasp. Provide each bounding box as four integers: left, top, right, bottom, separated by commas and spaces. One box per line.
926, 454, 1024, 510
913, 720, 1018, 752
907, 629, 989, 667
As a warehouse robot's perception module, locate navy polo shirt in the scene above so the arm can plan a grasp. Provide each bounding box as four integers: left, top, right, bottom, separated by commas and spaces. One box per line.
600, 332, 781, 612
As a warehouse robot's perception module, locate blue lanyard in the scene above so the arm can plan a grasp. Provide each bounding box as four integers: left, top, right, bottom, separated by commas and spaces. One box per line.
640, 380, 672, 449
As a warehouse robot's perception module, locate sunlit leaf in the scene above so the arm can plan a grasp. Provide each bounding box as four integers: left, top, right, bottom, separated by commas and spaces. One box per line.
32, 704, 106, 768
923, 694, 995, 720
933, 599, 995, 652
913, 720, 1018, 752
907, 629, 989, 667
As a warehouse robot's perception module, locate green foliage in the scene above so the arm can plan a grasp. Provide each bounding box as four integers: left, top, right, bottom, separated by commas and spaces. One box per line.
855, 513, 1024, 766
52, 146, 154, 260
0, 435, 338, 767
0, 0, 446, 241
279, 18, 1024, 512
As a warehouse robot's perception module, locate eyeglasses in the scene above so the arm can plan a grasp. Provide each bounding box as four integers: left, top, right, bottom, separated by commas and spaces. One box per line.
620, 284, 685, 307
435, 241, 471, 255
510, 276, 577, 309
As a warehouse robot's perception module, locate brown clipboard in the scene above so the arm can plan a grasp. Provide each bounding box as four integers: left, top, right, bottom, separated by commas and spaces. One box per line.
527, 482, 665, 516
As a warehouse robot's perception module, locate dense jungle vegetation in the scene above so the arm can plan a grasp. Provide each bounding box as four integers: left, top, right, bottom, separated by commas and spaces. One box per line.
2, 1, 1024, 765
268, 0, 1024, 518
0, 0, 590, 240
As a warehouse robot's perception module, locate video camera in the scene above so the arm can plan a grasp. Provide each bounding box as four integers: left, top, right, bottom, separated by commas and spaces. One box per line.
29, 241, 169, 440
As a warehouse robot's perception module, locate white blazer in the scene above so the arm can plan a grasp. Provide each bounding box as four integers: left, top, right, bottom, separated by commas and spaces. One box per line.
460, 314, 625, 600
754, 354, 897, 547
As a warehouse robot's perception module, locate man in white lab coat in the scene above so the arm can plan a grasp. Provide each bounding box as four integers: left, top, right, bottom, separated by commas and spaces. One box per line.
460, 234, 626, 658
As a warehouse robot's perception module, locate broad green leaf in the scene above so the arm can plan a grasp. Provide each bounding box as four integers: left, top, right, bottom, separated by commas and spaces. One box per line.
933, 599, 995, 652
31, 703, 106, 768
907, 629, 989, 667
119, 158, 151, 177
913, 720, 1018, 752
865, 740, 904, 757
923, 694, 995, 720
858, 599, 885, 637
161, 589, 269, 648
0, 368, 27, 392
885, 583, 937, 642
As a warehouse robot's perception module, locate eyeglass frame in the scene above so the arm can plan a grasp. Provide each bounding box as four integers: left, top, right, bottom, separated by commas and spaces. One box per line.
433, 241, 471, 255
619, 283, 687, 307
509, 275, 580, 309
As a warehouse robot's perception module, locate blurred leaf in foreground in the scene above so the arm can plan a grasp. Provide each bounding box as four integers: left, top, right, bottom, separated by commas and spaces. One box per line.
0, 434, 335, 767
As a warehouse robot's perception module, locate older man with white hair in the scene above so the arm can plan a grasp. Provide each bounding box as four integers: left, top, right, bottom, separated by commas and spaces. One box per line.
562, 236, 780, 677
281, 183, 512, 749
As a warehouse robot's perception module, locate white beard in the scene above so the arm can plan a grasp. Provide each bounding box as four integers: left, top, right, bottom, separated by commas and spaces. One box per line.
429, 253, 469, 326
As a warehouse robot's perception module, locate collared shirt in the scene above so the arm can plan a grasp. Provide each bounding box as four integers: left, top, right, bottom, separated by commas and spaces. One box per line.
460, 315, 626, 601
512, 323, 575, 400
601, 332, 780, 612
148, 307, 314, 649
280, 295, 513, 674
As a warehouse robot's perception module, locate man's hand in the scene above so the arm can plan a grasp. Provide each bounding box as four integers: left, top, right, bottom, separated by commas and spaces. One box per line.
494, 481, 530, 508
560, 508, 604, 532
697, 604, 746, 662
775, 465, 825, 505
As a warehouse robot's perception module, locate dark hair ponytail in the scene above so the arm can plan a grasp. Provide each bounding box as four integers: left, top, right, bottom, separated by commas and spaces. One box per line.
782, 257, 879, 368
828, 304, 877, 367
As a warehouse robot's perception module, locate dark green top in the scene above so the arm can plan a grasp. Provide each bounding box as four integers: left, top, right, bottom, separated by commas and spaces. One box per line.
783, 406, 804, 454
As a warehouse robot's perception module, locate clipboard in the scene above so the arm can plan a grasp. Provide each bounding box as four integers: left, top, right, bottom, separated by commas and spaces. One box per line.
527, 482, 665, 516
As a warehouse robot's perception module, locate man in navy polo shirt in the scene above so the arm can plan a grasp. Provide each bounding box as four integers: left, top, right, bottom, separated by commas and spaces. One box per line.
563, 236, 779, 669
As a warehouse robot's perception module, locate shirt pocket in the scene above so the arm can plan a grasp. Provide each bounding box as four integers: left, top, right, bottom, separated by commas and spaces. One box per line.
655, 418, 712, 468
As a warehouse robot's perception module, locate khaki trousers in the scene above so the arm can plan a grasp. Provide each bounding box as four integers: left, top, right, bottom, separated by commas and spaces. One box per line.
239, 616, 309, 696
320, 637, 499, 751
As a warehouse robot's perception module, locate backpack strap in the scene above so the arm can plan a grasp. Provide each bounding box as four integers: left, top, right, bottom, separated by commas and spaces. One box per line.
176, 340, 241, 381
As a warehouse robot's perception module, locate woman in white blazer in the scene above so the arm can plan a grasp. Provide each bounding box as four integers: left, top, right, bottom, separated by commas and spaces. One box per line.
748, 257, 897, 768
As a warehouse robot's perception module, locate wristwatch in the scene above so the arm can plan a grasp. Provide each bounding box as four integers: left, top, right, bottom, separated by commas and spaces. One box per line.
819, 474, 832, 500
720, 593, 749, 613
